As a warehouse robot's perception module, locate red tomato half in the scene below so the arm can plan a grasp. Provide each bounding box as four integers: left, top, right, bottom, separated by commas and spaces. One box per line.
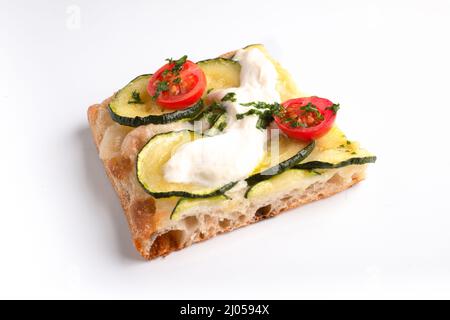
274, 96, 338, 141
147, 60, 206, 110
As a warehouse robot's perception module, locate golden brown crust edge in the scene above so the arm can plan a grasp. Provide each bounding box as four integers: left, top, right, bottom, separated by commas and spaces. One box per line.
88, 102, 145, 255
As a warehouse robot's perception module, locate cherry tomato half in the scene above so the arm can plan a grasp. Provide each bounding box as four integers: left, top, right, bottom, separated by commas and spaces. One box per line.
147, 60, 206, 110
274, 96, 338, 141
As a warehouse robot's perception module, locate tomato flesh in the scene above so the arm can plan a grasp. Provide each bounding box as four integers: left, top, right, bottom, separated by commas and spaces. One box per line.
147, 60, 206, 110
274, 96, 338, 141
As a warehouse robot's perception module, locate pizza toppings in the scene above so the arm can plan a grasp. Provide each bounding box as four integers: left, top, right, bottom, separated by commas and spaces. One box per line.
147, 56, 207, 110
274, 96, 339, 141
234, 96, 339, 138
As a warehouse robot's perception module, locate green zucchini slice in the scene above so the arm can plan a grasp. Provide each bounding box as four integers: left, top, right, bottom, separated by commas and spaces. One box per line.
297, 143, 375, 167
108, 74, 203, 127
137, 129, 314, 199
136, 130, 237, 199
197, 58, 241, 92
246, 168, 321, 200
294, 156, 377, 170
245, 138, 315, 187
246, 153, 376, 199
170, 195, 229, 221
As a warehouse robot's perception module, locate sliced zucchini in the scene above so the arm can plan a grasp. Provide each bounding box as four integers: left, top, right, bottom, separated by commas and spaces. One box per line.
245, 127, 376, 199
170, 195, 229, 221
108, 74, 203, 127
246, 152, 376, 199
137, 128, 314, 199
294, 156, 377, 170
246, 169, 312, 199
137, 130, 236, 199
315, 126, 348, 149
299, 141, 375, 166
197, 58, 241, 92
245, 138, 315, 187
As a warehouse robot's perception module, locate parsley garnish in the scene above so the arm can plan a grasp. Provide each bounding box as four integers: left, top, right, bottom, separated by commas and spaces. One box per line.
300, 103, 324, 121
326, 103, 340, 114
290, 121, 307, 128
166, 55, 188, 75
128, 90, 144, 104
152, 81, 169, 100
151, 55, 189, 100
221, 92, 237, 102
203, 102, 226, 126
237, 101, 281, 129
207, 88, 214, 94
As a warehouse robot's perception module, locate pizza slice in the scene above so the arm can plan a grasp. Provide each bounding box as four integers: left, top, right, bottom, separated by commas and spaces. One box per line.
88, 44, 376, 260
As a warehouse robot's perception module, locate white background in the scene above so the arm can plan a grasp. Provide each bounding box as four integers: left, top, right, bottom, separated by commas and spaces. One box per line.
1, 0, 449, 299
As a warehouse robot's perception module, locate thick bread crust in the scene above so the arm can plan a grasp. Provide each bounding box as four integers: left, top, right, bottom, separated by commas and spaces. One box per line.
87, 51, 369, 260
88, 101, 158, 256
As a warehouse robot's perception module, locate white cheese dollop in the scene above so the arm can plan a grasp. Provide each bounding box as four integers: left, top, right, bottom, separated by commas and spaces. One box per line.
163, 48, 280, 188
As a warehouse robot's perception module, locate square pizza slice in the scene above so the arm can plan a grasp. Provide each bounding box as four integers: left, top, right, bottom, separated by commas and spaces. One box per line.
88, 44, 376, 260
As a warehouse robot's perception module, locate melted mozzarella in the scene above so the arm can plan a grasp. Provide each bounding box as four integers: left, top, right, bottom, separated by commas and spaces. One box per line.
163, 48, 280, 188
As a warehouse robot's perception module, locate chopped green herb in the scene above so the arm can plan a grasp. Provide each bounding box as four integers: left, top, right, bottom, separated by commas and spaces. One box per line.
255, 111, 276, 129
351, 151, 357, 155
237, 101, 281, 129
326, 103, 340, 114
152, 81, 169, 100
346, 140, 351, 145
290, 121, 307, 128
300, 103, 324, 121
221, 92, 237, 102
339, 144, 345, 148
240, 101, 281, 112
207, 88, 214, 94
203, 102, 226, 126
128, 90, 144, 104
166, 55, 188, 75
216, 121, 227, 132
173, 77, 181, 84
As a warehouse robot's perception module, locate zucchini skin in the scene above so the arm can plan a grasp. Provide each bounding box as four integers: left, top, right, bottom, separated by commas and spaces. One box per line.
294, 156, 377, 170
196, 57, 239, 66
245, 155, 377, 199
143, 182, 237, 199
139, 140, 315, 198
136, 130, 314, 199
108, 99, 203, 127
138, 178, 236, 200
170, 195, 229, 220
136, 130, 238, 199
245, 141, 316, 187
